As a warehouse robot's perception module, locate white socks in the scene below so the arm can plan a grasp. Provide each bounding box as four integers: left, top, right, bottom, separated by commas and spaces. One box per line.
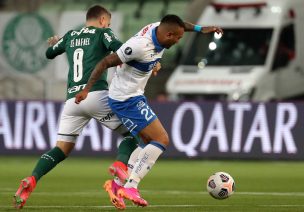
114, 177, 124, 186
124, 142, 165, 189
127, 146, 143, 175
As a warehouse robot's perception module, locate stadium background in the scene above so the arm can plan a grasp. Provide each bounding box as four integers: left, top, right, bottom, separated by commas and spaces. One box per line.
1, 0, 304, 211
0, 0, 206, 100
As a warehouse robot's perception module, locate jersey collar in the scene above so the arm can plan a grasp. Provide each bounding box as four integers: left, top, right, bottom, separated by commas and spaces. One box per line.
152, 27, 164, 52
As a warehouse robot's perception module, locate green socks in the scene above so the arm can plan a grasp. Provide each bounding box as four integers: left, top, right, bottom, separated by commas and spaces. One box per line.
117, 133, 139, 165
31, 134, 139, 182
32, 147, 66, 182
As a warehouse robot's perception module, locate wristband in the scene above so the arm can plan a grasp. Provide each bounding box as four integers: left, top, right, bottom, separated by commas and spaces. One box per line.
194, 25, 202, 32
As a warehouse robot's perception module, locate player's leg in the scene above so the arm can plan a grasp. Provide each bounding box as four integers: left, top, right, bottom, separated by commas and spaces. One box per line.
30, 141, 73, 182
13, 98, 89, 209
125, 118, 168, 188
126, 133, 150, 175
104, 145, 144, 208
104, 132, 139, 209
108, 131, 139, 184
118, 119, 168, 206
88, 90, 140, 166
87, 91, 139, 209
105, 133, 143, 209
106, 134, 142, 210
32, 98, 90, 181
86, 90, 140, 173
109, 95, 166, 207
127, 145, 143, 175
13, 141, 77, 209
88, 90, 140, 182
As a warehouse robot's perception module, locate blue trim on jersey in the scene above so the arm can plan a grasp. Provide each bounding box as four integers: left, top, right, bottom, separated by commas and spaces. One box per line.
126, 59, 160, 72
139, 143, 146, 148
152, 27, 164, 52
150, 141, 166, 151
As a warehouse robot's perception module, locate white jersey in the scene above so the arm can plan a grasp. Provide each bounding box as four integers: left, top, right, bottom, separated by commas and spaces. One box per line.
109, 22, 165, 101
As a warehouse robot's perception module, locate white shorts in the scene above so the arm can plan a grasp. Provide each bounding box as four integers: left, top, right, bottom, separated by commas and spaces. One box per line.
57, 90, 128, 142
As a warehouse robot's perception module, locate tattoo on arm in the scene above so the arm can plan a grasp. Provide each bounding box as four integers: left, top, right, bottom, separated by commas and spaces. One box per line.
85, 53, 122, 91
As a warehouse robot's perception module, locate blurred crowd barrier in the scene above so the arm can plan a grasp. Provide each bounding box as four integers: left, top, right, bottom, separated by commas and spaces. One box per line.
0, 100, 302, 159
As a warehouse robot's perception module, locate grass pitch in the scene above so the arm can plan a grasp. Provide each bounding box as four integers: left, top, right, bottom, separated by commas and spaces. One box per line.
1, 156, 304, 211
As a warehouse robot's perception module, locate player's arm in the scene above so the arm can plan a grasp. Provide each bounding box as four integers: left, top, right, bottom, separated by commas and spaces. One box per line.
184, 22, 223, 34
45, 32, 69, 59
75, 53, 123, 104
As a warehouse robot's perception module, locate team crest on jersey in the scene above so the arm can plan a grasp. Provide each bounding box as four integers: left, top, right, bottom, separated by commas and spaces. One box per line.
124, 47, 132, 55
136, 101, 145, 110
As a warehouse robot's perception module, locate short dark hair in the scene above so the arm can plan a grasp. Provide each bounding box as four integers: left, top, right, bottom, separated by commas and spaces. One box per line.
160, 14, 185, 29
86, 5, 111, 21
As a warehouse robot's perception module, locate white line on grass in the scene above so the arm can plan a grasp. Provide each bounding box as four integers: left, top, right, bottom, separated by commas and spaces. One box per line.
0, 205, 206, 209
2, 190, 304, 196
1, 204, 304, 209
260, 205, 304, 207
152, 190, 304, 197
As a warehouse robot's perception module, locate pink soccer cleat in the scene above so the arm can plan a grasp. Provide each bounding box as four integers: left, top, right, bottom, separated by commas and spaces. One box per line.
118, 187, 148, 207
108, 161, 128, 184
103, 180, 126, 210
13, 176, 36, 209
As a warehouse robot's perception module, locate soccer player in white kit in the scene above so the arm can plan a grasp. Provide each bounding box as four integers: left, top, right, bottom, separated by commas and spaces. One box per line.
76, 14, 223, 207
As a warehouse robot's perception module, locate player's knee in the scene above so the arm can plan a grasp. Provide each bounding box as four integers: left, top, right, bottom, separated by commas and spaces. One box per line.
56, 141, 75, 156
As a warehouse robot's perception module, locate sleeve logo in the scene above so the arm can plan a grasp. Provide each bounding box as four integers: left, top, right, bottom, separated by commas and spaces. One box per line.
53, 38, 63, 50
104, 33, 112, 42
124, 47, 132, 55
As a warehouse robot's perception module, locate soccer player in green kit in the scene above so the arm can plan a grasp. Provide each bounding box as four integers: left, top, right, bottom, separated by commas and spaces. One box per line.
13, 5, 151, 210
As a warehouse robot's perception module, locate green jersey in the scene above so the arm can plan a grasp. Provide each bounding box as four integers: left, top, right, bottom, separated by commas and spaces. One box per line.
46, 26, 122, 100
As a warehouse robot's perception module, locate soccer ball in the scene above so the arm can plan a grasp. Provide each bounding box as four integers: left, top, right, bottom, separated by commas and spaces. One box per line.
206, 172, 235, 200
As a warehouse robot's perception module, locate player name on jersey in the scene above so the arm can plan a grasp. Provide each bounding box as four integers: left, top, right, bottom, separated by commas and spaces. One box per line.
70, 38, 90, 47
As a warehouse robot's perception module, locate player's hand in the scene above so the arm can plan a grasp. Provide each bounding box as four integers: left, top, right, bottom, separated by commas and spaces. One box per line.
152, 62, 161, 76
202, 26, 223, 35
75, 89, 89, 104
47, 35, 60, 46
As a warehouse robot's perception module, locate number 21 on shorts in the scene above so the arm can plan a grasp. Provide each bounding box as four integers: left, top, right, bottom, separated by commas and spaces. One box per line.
140, 105, 155, 121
